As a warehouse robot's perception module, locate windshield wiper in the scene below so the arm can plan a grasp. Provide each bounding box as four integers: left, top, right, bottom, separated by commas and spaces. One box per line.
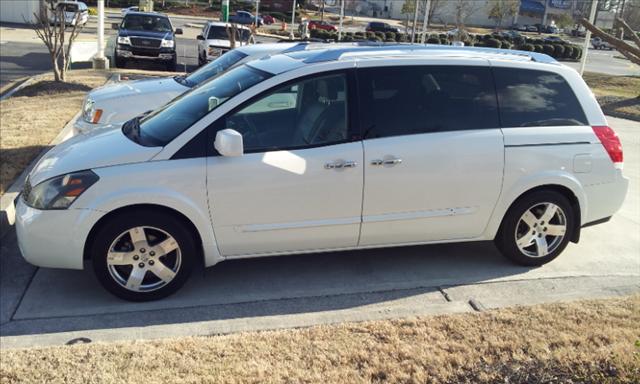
173, 75, 195, 88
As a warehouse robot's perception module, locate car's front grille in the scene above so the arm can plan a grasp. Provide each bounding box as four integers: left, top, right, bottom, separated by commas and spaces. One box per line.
130, 47, 161, 57
130, 37, 161, 48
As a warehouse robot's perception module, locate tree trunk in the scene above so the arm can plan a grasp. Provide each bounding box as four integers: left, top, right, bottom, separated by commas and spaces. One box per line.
581, 17, 640, 66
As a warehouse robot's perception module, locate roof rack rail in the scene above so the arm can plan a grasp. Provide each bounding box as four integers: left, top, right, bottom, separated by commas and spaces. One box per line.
302, 44, 557, 64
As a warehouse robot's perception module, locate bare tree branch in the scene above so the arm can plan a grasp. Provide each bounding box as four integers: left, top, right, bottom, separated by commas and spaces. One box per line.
615, 16, 640, 48
580, 18, 640, 66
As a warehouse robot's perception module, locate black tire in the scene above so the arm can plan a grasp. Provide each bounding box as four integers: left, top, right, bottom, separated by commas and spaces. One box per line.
495, 190, 575, 266
115, 56, 126, 68
166, 57, 177, 72
90, 209, 196, 301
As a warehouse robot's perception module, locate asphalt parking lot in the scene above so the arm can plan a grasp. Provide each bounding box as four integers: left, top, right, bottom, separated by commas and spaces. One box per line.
0, 116, 638, 349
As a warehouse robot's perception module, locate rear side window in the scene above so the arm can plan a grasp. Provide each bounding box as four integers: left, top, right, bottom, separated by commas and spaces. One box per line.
358, 66, 499, 139
493, 68, 588, 127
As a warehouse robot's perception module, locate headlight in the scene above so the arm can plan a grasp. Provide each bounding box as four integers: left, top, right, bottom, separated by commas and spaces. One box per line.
161, 39, 175, 48
23, 171, 99, 210
82, 98, 103, 123
117, 36, 131, 45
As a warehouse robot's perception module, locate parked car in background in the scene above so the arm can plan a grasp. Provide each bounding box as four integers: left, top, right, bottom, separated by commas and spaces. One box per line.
546, 25, 559, 34
229, 11, 262, 26
526, 25, 538, 32
308, 20, 337, 31
76, 42, 303, 134
121, 6, 139, 15
511, 24, 527, 31
544, 36, 565, 43
572, 28, 587, 37
366, 22, 399, 33
18, 45, 627, 301
591, 37, 613, 50
197, 21, 251, 66
50, 1, 89, 26
114, 11, 182, 71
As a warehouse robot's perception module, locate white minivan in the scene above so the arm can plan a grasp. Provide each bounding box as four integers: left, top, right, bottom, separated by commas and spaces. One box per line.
15, 46, 628, 301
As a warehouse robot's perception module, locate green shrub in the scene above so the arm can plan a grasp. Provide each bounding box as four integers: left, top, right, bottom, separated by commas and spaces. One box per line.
553, 44, 565, 58
572, 46, 582, 60
366, 31, 375, 39
88, 7, 97, 16
396, 33, 409, 42
485, 38, 502, 48
438, 33, 447, 39
520, 43, 534, 51
563, 45, 574, 59
385, 32, 396, 41
374, 31, 385, 40
513, 36, 525, 46
483, 34, 493, 41
501, 41, 513, 49
426, 37, 441, 44
542, 44, 555, 56
534, 44, 544, 53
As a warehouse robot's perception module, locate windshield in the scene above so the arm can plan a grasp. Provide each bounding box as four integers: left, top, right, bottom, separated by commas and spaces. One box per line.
122, 15, 172, 33
207, 25, 251, 41
186, 49, 248, 85
138, 65, 271, 146
58, 3, 79, 12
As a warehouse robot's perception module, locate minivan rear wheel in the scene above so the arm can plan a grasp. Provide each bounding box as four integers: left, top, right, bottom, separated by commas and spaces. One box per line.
90, 210, 195, 301
495, 190, 575, 266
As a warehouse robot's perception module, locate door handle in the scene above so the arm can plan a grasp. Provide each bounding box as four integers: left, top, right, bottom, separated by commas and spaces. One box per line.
325, 161, 358, 170
371, 158, 402, 166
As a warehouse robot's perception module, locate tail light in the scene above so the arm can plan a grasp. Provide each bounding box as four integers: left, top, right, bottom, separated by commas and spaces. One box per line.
592, 125, 623, 167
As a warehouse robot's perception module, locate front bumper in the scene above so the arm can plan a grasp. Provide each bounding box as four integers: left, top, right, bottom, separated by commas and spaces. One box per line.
15, 198, 98, 270
116, 45, 176, 61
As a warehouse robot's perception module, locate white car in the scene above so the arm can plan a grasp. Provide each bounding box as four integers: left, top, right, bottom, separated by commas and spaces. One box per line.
197, 21, 252, 66
15, 45, 628, 301
50, 1, 89, 27
75, 42, 302, 135
121, 6, 140, 15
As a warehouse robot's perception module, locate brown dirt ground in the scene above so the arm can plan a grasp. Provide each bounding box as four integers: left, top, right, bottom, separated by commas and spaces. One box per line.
1, 295, 638, 384
584, 72, 640, 121
0, 71, 110, 194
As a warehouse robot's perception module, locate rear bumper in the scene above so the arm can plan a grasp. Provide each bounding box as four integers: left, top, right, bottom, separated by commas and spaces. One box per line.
583, 171, 629, 224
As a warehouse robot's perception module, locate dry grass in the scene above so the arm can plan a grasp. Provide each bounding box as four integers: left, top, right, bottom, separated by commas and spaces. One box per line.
1, 296, 638, 384
584, 72, 640, 122
0, 70, 110, 194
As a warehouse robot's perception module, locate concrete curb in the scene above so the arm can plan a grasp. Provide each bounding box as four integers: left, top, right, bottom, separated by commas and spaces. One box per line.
0, 77, 34, 101
0, 73, 120, 240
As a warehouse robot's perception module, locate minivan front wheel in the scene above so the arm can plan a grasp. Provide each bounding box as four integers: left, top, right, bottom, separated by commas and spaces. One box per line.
91, 210, 195, 301
496, 191, 575, 266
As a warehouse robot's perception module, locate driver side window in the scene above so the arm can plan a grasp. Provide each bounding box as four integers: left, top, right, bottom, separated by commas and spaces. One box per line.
224, 73, 348, 152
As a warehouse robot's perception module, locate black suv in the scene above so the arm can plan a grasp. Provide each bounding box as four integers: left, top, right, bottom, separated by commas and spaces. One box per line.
114, 12, 182, 71
365, 22, 399, 33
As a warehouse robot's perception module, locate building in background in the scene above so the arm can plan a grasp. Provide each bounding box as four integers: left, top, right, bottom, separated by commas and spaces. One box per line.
345, 0, 617, 29
0, 0, 42, 24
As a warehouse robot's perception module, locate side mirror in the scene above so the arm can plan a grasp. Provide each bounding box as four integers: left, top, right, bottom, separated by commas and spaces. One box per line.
175, 28, 183, 35
112, 22, 120, 30
197, 34, 204, 40
215, 129, 243, 157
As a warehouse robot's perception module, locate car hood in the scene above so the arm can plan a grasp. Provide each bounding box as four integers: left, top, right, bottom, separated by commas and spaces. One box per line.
119, 29, 172, 39
29, 127, 161, 186
88, 77, 188, 102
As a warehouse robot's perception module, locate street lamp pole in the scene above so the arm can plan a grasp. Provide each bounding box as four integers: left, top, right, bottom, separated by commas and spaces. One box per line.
290, 0, 297, 40
255, 0, 259, 26
579, 0, 598, 76
93, 0, 108, 69
421, 0, 431, 43
411, 0, 419, 43
338, 0, 345, 41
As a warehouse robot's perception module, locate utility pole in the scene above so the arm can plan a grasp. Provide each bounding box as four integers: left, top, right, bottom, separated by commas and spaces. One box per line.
255, 0, 259, 26
420, 0, 431, 43
321, 0, 325, 22
290, 0, 297, 40
579, 0, 598, 76
411, 0, 419, 43
338, 0, 345, 41
93, 0, 108, 69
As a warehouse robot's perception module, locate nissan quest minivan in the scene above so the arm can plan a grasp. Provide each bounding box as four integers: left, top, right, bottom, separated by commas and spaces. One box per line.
14, 46, 628, 301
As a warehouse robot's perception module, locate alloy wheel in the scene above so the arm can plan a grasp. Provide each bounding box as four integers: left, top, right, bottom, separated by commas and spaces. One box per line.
514, 202, 567, 258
